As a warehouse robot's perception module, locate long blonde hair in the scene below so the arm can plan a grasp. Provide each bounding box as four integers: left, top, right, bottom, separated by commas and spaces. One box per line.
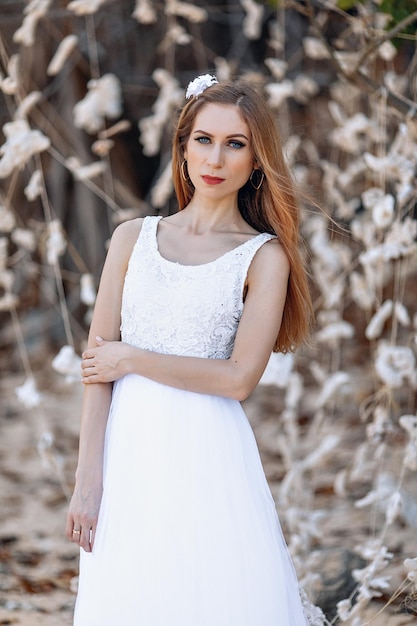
172, 79, 313, 352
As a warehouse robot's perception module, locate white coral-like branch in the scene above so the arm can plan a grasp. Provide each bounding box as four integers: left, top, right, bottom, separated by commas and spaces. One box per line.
47, 35, 79, 76
73, 74, 122, 134
13, 0, 51, 47
67, 0, 108, 16
0, 120, 50, 179
132, 0, 157, 24
240, 0, 264, 40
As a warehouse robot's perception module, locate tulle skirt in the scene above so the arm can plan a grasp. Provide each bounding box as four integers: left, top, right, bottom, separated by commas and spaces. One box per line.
74, 374, 307, 625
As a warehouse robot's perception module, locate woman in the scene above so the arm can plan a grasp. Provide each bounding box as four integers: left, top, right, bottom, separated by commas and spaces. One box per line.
67, 74, 314, 625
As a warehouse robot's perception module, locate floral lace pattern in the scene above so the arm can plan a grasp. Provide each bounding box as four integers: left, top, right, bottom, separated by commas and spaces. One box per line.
121, 216, 275, 359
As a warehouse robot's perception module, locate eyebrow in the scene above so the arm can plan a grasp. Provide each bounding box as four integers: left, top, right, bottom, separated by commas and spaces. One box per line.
192, 129, 249, 141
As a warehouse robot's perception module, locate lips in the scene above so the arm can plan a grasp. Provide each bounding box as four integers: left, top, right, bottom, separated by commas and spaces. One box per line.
202, 175, 225, 185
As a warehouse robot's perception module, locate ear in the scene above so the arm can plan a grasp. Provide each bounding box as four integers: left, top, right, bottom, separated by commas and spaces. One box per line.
183, 150, 188, 161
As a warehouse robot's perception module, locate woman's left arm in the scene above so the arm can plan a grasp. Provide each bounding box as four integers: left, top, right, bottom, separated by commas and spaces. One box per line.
81, 240, 290, 401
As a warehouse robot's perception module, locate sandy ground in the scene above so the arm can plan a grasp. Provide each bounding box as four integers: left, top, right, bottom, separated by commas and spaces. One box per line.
0, 368, 416, 626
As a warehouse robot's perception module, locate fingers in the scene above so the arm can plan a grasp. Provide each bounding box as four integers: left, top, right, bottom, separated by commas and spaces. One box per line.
66, 518, 94, 552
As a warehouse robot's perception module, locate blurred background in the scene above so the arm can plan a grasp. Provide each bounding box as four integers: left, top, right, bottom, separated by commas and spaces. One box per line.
0, 1, 416, 624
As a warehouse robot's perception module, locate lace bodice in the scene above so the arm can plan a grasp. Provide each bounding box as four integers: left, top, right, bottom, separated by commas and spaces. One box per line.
121, 216, 275, 359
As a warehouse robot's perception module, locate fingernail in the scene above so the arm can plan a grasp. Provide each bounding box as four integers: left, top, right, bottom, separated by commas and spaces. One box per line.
96, 336, 103, 341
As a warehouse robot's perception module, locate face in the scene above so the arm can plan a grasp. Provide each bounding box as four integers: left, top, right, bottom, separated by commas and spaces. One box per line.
184, 103, 255, 202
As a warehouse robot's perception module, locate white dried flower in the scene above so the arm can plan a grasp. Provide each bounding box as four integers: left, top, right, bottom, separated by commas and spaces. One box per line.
14, 91, 42, 120
214, 57, 233, 81
165, 0, 208, 23
11, 228, 37, 252
74, 74, 122, 134
259, 352, 294, 387
24, 169, 43, 201
385, 491, 402, 525
372, 194, 395, 229
0, 267, 13, 291
374, 342, 416, 389
52, 345, 82, 381
132, 0, 157, 23
316, 371, 350, 408
293, 74, 319, 104
99, 120, 131, 139
386, 217, 417, 249
91, 138, 114, 157
350, 271, 375, 310
301, 434, 340, 471
73, 161, 107, 181
46, 219, 66, 265
330, 113, 375, 155
315, 321, 355, 345
264, 58, 287, 81
15, 376, 42, 408
365, 299, 393, 340
67, 0, 107, 15
139, 70, 183, 156
47, 35, 78, 76
265, 80, 294, 108
1, 55, 19, 95
0, 119, 50, 179
80, 273, 96, 306
240, 0, 264, 40
404, 441, 417, 471
399, 414, 417, 439
165, 24, 192, 46
364, 152, 414, 186
394, 302, 410, 327
0, 205, 16, 232
404, 557, 417, 587
1, 76, 18, 96
151, 160, 174, 209
13, 0, 51, 47
366, 405, 391, 442
186, 74, 218, 99
337, 598, 352, 621
334, 51, 361, 73
0, 291, 19, 311
285, 372, 304, 411
378, 40, 397, 62
303, 37, 330, 60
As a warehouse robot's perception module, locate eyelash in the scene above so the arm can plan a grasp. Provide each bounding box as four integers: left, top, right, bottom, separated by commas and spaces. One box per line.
195, 137, 245, 149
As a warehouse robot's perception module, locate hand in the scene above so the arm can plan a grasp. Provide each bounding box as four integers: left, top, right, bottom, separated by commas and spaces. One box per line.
66, 480, 103, 552
81, 337, 136, 384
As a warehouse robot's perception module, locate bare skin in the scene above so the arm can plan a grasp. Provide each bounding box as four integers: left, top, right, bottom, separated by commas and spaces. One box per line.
66, 103, 290, 552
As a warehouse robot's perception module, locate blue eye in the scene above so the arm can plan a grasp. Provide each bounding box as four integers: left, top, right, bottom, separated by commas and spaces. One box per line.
196, 136, 210, 144
229, 140, 244, 149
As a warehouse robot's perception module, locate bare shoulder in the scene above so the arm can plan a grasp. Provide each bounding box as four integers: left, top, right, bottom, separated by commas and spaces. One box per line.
111, 217, 144, 246
250, 237, 290, 281
108, 217, 144, 256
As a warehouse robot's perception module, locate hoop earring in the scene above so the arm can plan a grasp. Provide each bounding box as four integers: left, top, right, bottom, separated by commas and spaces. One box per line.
181, 160, 188, 183
250, 169, 264, 190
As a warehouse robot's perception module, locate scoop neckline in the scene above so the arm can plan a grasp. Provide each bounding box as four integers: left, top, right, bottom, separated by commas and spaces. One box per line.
152, 215, 269, 268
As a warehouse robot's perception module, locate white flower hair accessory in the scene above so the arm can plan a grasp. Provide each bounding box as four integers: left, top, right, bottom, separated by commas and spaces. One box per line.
185, 74, 218, 99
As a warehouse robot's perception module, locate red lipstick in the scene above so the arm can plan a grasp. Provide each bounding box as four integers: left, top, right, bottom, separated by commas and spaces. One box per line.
202, 175, 224, 185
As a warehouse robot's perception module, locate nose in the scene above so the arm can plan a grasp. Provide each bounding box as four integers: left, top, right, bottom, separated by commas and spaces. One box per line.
206, 144, 223, 168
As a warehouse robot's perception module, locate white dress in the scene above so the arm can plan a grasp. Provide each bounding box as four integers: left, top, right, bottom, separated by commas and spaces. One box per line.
74, 215, 308, 625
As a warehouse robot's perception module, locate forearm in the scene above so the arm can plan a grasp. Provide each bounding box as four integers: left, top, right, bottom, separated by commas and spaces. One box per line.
122, 348, 257, 401
75, 383, 112, 483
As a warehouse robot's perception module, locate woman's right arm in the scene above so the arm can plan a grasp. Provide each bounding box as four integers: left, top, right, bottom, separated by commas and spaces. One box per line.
65, 218, 142, 552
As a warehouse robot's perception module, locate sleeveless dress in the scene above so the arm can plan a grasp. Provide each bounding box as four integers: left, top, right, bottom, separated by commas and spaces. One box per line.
74, 215, 308, 625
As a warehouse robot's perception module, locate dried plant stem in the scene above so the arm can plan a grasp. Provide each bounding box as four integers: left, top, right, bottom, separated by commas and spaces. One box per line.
9, 305, 33, 379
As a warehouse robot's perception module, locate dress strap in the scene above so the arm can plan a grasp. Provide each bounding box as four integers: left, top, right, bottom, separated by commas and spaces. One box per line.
236, 233, 276, 295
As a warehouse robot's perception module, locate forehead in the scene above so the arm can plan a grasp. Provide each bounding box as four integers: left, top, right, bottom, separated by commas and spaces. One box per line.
191, 103, 250, 136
